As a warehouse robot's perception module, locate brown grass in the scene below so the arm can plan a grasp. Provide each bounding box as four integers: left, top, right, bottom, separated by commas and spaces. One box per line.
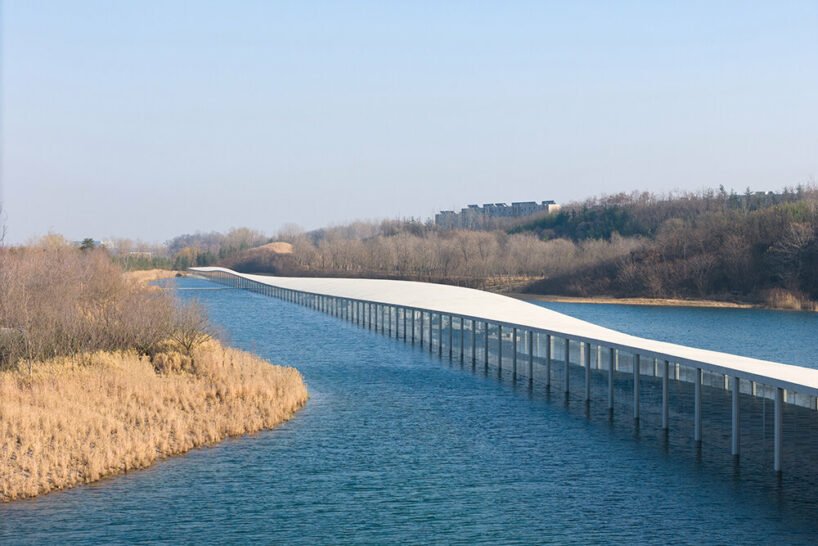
123, 268, 183, 285
515, 293, 756, 309
763, 288, 818, 311
254, 242, 293, 254
0, 340, 308, 502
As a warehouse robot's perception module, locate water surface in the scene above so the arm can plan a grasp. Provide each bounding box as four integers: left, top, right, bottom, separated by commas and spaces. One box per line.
2, 278, 818, 544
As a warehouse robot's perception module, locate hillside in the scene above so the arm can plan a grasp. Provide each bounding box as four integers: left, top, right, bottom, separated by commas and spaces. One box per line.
163, 186, 818, 309
512, 188, 818, 308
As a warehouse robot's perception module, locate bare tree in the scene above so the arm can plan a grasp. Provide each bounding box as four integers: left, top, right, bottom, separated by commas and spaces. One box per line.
169, 301, 214, 361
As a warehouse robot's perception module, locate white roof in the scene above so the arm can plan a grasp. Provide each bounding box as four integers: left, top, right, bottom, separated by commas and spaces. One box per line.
192, 267, 818, 396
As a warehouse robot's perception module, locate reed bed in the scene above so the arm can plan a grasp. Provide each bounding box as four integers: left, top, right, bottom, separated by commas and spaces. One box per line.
0, 340, 308, 502
122, 268, 183, 285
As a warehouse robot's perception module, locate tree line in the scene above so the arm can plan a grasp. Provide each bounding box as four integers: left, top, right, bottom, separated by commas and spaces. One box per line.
522, 187, 818, 307
47, 184, 817, 308
0, 237, 212, 370
240, 185, 818, 306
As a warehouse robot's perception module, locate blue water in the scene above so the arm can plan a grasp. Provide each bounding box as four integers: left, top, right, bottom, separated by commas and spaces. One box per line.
2, 278, 818, 544
534, 300, 818, 369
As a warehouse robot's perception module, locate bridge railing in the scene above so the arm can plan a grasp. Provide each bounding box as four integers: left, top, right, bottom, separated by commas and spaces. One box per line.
192, 267, 815, 473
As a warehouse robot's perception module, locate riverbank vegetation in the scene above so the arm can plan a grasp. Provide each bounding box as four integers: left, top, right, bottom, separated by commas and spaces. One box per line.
0, 239, 308, 501
1, 340, 307, 502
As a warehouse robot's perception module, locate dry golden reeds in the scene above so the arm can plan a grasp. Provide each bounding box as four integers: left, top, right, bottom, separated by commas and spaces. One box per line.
122, 268, 183, 285
0, 340, 308, 502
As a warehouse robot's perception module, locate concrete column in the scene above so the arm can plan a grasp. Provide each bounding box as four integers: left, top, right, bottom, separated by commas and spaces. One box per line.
420, 311, 424, 346
459, 317, 464, 362
584, 342, 591, 402
563, 338, 570, 394
429, 312, 434, 354
528, 331, 534, 381
731, 376, 740, 457
403, 308, 407, 342
484, 322, 489, 371
471, 319, 477, 365
437, 314, 443, 356
608, 348, 615, 410
546, 334, 552, 389
448, 315, 453, 359
498, 325, 503, 372
512, 328, 518, 376
633, 354, 640, 421
662, 360, 670, 430
775, 387, 783, 473
694, 368, 702, 444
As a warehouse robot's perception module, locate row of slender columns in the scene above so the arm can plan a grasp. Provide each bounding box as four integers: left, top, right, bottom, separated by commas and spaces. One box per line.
206, 272, 786, 474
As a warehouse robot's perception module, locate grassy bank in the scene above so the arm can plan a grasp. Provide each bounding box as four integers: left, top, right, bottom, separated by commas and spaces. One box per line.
514, 293, 756, 309
0, 339, 308, 502
123, 268, 184, 285
516, 290, 818, 311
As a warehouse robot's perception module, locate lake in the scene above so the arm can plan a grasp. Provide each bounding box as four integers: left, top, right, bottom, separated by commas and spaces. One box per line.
2, 277, 818, 544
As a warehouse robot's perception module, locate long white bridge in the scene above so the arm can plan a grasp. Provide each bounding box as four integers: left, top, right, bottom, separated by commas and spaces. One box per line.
192, 266, 818, 473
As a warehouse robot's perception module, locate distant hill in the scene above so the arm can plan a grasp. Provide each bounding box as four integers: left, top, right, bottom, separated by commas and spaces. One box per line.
220, 241, 298, 274
512, 188, 818, 308
165, 186, 818, 310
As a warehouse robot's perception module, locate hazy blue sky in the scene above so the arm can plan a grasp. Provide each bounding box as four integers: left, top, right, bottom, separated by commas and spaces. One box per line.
2, 1, 817, 243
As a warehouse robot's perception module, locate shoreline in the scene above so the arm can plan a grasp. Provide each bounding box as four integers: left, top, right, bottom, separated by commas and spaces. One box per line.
512, 293, 757, 309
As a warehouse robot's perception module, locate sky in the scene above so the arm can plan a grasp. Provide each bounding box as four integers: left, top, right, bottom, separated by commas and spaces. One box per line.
1, 1, 817, 243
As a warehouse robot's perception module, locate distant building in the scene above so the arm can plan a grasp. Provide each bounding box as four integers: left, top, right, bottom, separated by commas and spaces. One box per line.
435, 200, 560, 228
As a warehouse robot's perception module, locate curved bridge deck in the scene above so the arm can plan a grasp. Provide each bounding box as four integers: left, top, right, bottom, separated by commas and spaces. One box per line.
192, 266, 817, 473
